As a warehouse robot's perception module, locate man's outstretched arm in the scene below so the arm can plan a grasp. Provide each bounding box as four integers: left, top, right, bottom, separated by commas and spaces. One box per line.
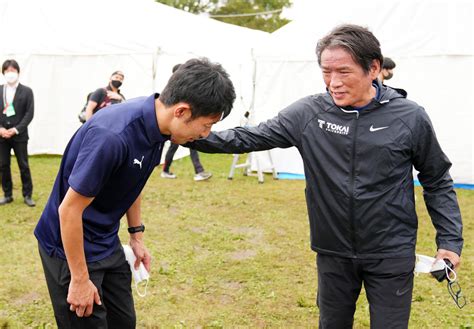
189, 101, 310, 154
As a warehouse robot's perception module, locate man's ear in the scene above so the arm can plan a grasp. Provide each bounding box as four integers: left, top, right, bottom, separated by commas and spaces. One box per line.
369, 59, 381, 80
174, 103, 192, 118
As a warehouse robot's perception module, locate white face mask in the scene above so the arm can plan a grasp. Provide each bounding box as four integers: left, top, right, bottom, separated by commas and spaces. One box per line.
414, 254, 457, 282
4, 71, 19, 84
123, 245, 149, 297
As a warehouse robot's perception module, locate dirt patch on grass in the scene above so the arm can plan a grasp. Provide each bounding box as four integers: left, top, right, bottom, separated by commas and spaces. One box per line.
192, 245, 211, 261
219, 294, 234, 305
13, 291, 41, 306
190, 227, 208, 234
168, 206, 181, 216
228, 249, 257, 261
230, 227, 264, 245
220, 280, 243, 291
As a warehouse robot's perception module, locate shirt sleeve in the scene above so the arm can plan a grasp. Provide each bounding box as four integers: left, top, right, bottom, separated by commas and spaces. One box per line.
68, 126, 126, 197
412, 107, 463, 255
15, 86, 34, 134
89, 88, 106, 104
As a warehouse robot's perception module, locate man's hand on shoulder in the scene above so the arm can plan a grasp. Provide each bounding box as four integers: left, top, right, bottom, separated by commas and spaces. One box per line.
436, 248, 461, 270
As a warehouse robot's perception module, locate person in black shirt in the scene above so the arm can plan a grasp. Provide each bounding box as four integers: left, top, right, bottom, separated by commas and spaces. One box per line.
84, 71, 125, 121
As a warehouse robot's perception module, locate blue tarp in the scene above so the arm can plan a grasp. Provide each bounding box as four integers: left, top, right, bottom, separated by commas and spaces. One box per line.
277, 173, 474, 190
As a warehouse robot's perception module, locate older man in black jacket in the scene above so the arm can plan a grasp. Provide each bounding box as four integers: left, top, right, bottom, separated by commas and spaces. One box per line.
0, 59, 35, 207
188, 25, 463, 328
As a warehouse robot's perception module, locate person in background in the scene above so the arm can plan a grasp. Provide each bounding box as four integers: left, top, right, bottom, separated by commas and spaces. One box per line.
161, 64, 212, 181
378, 56, 407, 98
0, 59, 35, 207
84, 71, 126, 121
378, 57, 396, 83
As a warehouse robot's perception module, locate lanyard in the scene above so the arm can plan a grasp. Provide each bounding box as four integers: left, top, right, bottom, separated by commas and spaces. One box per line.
3, 85, 16, 116
3, 84, 16, 108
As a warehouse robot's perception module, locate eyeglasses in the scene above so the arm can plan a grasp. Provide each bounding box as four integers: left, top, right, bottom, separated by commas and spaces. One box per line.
447, 280, 466, 309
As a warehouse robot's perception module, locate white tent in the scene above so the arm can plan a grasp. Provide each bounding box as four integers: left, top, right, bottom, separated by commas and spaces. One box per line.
251, 0, 474, 185
0, 0, 266, 154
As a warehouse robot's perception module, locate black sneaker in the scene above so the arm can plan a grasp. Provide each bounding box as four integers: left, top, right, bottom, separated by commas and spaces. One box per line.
0, 196, 13, 205
24, 196, 36, 207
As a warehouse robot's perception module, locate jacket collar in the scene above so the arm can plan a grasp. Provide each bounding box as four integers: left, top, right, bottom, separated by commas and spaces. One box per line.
322, 79, 407, 114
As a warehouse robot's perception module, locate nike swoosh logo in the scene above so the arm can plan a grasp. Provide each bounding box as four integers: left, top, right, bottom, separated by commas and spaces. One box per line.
369, 125, 389, 132
396, 287, 411, 296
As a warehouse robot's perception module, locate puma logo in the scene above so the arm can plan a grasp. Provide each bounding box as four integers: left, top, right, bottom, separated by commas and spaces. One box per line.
133, 156, 144, 169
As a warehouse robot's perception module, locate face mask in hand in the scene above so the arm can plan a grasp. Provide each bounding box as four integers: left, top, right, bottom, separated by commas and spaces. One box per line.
111, 80, 122, 88
4, 72, 19, 84
415, 254, 456, 281
415, 254, 466, 309
414, 254, 446, 274
123, 245, 149, 297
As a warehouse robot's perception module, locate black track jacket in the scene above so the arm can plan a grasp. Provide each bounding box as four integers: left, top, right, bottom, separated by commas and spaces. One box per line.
191, 81, 463, 259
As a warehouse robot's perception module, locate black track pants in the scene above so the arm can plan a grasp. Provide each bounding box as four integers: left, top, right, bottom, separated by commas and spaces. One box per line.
316, 253, 415, 329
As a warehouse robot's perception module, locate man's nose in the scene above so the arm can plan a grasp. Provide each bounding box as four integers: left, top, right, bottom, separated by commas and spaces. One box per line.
329, 74, 343, 88
200, 127, 212, 139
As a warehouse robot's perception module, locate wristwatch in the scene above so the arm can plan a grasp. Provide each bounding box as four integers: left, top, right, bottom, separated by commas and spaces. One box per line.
128, 224, 145, 234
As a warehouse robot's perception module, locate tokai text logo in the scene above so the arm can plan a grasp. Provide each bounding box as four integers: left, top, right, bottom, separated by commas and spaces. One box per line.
318, 119, 350, 135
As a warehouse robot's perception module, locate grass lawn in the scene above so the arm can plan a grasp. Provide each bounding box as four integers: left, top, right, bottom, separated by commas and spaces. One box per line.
0, 153, 472, 328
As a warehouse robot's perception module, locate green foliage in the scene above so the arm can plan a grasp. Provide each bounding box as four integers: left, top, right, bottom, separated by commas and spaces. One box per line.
156, 0, 218, 14
156, 0, 292, 32
211, 0, 291, 32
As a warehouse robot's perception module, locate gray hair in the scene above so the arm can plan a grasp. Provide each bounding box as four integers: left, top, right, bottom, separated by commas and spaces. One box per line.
316, 24, 383, 74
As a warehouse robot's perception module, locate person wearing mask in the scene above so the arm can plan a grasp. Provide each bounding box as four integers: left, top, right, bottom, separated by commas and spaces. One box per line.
84, 71, 126, 121
0, 59, 35, 207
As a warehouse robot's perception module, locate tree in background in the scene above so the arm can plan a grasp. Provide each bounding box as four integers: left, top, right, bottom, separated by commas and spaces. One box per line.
157, 0, 218, 14
156, 0, 292, 33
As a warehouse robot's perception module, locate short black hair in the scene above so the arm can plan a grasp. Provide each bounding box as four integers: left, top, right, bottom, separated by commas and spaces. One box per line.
316, 24, 383, 74
172, 64, 181, 73
111, 70, 124, 78
2, 59, 20, 74
382, 57, 396, 70
160, 58, 235, 120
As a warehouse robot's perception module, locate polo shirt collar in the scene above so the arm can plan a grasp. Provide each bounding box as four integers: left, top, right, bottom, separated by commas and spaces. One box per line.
142, 93, 169, 144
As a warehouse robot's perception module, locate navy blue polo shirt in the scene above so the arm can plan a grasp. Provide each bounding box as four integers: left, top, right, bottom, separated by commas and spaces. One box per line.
35, 94, 169, 262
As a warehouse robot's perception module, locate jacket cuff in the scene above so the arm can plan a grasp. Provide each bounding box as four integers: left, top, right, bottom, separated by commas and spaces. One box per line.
437, 243, 462, 257
13, 127, 19, 135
